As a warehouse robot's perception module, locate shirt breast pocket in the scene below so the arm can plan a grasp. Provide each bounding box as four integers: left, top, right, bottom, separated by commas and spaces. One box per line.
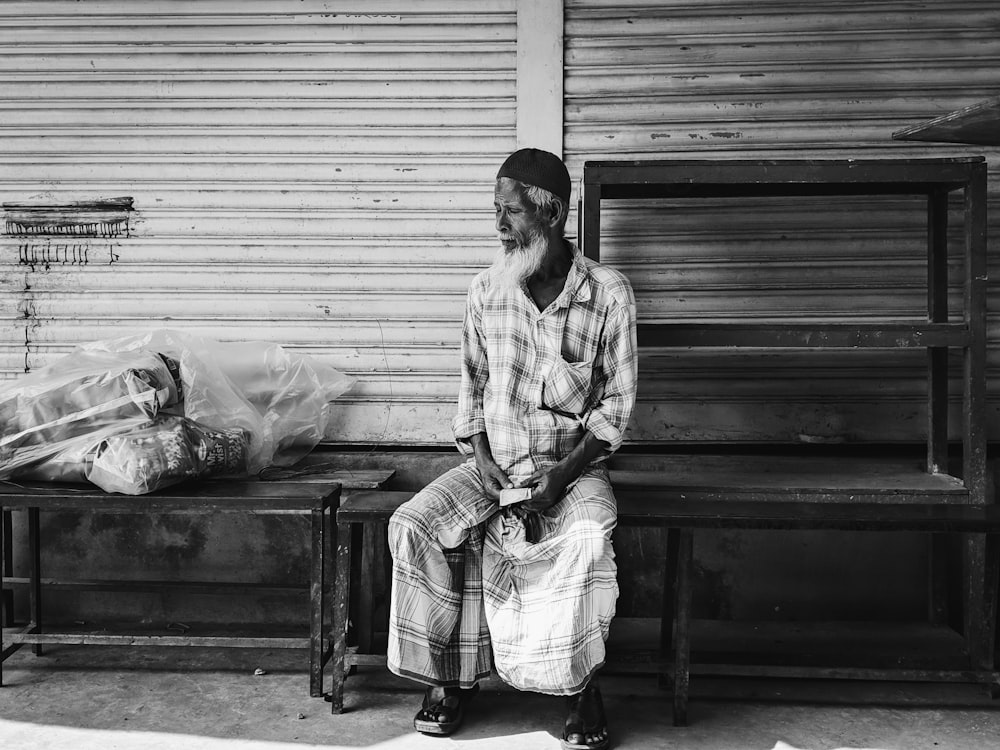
541, 357, 593, 416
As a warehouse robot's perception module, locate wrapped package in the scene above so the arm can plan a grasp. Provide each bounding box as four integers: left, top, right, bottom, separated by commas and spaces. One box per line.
83, 330, 354, 470
0, 350, 181, 479
2, 329, 354, 491
14, 439, 96, 484
86, 415, 250, 495
82, 330, 271, 471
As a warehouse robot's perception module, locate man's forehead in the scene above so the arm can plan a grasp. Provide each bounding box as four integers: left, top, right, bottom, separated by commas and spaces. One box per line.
494, 177, 529, 203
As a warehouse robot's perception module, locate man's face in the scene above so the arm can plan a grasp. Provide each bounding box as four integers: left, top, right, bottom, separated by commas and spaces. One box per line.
494, 177, 544, 253
490, 178, 548, 290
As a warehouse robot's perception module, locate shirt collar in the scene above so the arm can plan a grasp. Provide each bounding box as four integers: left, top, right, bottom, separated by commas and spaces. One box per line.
548, 242, 592, 310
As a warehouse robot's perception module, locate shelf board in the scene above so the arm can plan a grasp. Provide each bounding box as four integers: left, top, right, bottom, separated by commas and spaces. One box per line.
611, 456, 972, 509
637, 321, 968, 349
4, 622, 309, 650
892, 97, 1000, 147
1, 577, 308, 595
608, 617, 972, 671
584, 157, 985, 199
604, 618, 994, 690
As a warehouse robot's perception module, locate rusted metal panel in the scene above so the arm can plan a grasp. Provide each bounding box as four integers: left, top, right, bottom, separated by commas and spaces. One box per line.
0, 1, 517, 446
564, 0, 1000, 443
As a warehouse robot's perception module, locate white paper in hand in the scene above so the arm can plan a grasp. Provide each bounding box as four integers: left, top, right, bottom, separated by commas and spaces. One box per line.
499, 487, 533, 507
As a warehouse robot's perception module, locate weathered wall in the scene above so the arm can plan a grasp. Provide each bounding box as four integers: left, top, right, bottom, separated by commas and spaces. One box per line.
0, 0, 517, 445
0, 1, 517, 626
3, 2, 1000, 446
2, 1, 999, 630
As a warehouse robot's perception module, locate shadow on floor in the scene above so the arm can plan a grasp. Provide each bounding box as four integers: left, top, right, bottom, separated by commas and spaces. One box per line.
1, 643, 999, 750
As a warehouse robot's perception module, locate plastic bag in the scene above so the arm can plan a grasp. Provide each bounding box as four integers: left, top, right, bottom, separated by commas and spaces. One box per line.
2, 330, 354, 488
14, 438, 95, 484
86, 415, 250, 495
205, 340, 355, 466
0, 349, 181, 479
82, 330, 355, 471
80, 330, 270, 472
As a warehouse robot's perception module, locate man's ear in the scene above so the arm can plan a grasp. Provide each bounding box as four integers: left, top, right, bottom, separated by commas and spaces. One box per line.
546, 198, 566, 228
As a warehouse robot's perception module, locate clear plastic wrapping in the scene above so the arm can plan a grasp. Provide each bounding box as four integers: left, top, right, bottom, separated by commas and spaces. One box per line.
0, 350, 181, 478
207, 339, 355, 466
82, 330, 354, 471
1, 329, 355, 492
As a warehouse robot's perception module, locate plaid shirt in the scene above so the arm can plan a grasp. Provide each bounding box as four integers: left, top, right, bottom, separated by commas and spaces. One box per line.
453, 243, 638, 480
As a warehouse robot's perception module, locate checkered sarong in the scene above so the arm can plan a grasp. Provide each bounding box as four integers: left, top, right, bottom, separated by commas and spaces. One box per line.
387, 460, 618, 695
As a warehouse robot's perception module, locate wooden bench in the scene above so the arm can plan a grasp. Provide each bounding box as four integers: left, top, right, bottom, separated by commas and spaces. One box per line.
326, 456, 1000, 724
0, 471, 392, 698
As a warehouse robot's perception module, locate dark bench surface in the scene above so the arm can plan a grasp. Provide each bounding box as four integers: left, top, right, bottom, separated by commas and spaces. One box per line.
0, 478, 341, 512
0, 468, 394, 512
335, 455, 983, 519
613, 492, 1000, 532
337, 489, 1000, 532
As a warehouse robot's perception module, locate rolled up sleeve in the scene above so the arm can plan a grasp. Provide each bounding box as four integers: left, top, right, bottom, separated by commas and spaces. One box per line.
451, 285, 488, 453
582, 293, 638, 454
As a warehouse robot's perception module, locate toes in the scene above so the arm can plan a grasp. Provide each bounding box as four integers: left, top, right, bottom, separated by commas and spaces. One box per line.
565, 728, 608, 747
417, 706, 451, 723
429, 708, 449, 723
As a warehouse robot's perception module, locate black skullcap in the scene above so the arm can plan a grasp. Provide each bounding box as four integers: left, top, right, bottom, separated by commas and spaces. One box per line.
496, 148, 571, 203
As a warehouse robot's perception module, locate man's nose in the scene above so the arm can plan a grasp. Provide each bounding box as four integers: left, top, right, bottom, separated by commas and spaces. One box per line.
495, 212, 508, 232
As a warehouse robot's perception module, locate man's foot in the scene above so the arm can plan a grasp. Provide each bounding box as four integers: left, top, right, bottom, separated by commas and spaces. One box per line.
413, 684, 479, 736
561, 681, 609, 750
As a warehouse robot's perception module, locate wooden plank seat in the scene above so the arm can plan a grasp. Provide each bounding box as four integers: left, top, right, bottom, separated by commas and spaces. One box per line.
0, 474, 368, 698
328, 458, 1000, 725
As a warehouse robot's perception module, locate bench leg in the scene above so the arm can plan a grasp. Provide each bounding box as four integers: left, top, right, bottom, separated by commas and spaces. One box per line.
330, 520, 353, 713
381, 523, 393, 640
673, 529, 694, 727
28, 508, 42, 657
987, 532, 1000, 699
309, 505, 326, 698
659, 528, 680, 691
2, 509, 12, 629
1, 504, 5, 686
965, 534, 990, 673
357, 523, 377, 654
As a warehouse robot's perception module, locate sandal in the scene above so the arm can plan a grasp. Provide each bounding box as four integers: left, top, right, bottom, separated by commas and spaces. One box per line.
561, 682, 610, 750
413, 683, 480, 736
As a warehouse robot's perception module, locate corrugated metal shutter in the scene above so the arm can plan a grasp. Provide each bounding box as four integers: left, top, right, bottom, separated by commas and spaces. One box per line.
0, 0, 516, 444
564, 0, 1000, 443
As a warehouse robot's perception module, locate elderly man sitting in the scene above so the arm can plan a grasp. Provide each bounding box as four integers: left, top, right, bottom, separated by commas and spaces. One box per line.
387, 148, 638, 750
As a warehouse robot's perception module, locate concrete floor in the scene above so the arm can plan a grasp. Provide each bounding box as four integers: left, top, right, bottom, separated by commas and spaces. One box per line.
1, 643, 1000, 750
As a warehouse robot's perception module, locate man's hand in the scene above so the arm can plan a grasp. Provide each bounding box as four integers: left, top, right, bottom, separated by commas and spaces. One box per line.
477, 454, 513, 501
519, 463, 572, 513
516, 432, 612, 516
510, 465, 568, 543
469, 432, 512, 502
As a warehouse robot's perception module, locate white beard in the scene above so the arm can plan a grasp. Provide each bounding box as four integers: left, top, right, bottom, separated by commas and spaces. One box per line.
488, 228, 548, 292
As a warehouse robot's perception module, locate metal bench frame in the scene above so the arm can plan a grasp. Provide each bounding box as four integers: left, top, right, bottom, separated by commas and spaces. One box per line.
1, 478, 340, 697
